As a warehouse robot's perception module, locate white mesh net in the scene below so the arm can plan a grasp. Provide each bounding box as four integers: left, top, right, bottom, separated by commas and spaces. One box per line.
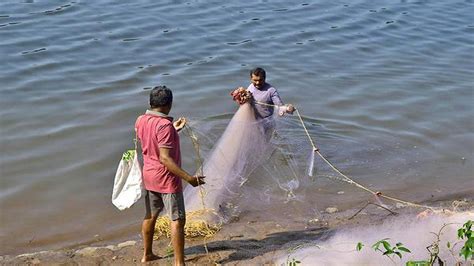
183, 102, 315, 225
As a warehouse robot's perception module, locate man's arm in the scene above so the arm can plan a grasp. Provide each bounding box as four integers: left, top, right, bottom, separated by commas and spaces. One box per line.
159, 147, 205, 187
271, 89, 294, 115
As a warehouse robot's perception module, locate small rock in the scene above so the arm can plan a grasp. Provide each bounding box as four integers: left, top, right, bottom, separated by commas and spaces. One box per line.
337, 191, 344, 195
325, 207, 338, 214
76, 247, 100, 257
66, 251, 75, 258
105, 245, 118, 251
112, 256, 117, 260
229, 234, 243, 240
31, 258, 41, 265
117, 241, 136, 249
396, 203, 405, 209
452, 199, 470, 211
18, 251, 49, 258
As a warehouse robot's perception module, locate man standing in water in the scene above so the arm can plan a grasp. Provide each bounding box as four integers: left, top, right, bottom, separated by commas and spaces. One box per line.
245, 67, 295, 119
232, 67, 295, 137
135, 86, 205, 264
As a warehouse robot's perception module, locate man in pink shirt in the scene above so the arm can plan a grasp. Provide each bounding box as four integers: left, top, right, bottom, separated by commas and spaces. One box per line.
135, 85, 205, 264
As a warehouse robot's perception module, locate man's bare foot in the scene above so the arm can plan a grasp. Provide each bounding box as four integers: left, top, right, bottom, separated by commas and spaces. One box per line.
141, 253, 161, 263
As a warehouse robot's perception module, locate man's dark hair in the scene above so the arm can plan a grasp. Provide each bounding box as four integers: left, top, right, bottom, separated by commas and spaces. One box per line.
149, 85, 173, 108
250, 67, 266, 79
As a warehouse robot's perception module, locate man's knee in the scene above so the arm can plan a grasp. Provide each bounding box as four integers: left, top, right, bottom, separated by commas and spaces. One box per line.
171, 218, 185, 228
144, 209, 161, 220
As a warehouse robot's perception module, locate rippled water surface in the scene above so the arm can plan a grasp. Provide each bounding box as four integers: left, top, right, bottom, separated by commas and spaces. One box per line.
0, 0, 473, 255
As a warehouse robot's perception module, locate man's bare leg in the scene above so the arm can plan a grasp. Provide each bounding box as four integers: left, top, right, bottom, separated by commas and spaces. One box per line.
142, 214, 161, 262
171, 219, 185, 266
142, 193, 161, 264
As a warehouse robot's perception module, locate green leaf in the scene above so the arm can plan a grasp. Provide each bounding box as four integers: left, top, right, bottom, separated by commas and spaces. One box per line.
466, 220, 473, 228
447, 241, 451, 249
356, 242, 364, 251
382, 241, 392, 251
460, 246, 472, 260
372, 242, 381, 251
165, 246, 174, 256
406, 261, 430, 266
466, 238, 474, 247
398, 247, 411, 253
372, 238, 390, 251
394, 251, 402, 259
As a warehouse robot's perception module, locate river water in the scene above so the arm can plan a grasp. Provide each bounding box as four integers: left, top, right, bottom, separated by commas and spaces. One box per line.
0, 0, 473, 255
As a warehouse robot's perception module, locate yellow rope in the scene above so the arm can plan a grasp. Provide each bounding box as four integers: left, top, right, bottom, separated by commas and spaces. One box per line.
295, 108, 318, 152
154, 124, 222, 260
182, 124, 223, 256
184, 125, 207, 210
255, 101, 435, 211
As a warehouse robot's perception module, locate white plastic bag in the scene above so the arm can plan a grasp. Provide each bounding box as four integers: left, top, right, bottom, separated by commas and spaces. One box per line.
112, 149, 144, 210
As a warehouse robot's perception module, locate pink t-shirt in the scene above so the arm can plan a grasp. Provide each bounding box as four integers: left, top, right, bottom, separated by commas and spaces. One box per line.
135, 110, 182, 193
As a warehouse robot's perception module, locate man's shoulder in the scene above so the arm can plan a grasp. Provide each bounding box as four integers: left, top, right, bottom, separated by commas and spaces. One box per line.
136, 114, 173, 128
155, 117, 173, 131
247, 83, 276, 92
265, 83, 278, 92
135, 115, 145, 129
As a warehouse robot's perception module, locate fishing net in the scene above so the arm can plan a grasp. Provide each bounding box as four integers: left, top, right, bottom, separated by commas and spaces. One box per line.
154, 93, 445, 240
151, 94, 471, 266
184, 103, 272, 217
154, 101, 315, 238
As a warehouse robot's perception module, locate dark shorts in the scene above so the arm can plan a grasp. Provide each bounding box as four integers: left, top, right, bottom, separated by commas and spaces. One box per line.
145, 190, 185, 221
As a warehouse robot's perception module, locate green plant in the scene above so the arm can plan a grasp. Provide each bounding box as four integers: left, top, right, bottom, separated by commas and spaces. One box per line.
405, 261, 430, 266
458, 220, 473, 260
356, 238, 411, 263
165, 246, 174, 257
356, 220, 473, 264
122, 149, 135, 161
286, 258, 301, 266
424, 221, 473, 264
283, 245, 303, 266
426, 223, 452, 265
371, 238, 411, 260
